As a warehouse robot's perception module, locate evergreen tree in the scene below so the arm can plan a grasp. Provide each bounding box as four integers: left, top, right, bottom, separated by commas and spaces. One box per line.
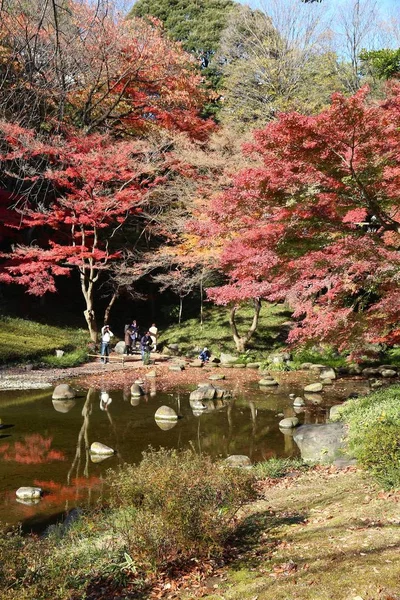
130, 0, 234, 69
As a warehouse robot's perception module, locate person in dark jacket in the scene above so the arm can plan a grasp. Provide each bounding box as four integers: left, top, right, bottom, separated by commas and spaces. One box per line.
199, 347, 211, 363
140, 331, 153, 364
124, 326, 133, 355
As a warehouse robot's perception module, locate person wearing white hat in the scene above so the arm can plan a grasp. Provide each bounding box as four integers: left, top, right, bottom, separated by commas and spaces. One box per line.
199, 347, 211, 364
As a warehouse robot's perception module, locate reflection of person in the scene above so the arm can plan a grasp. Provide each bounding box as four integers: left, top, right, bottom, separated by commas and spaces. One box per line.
199, 347, 211, 363
140, 331, 153, 364
149, 323, 158, 351
100, 391, 112, 411
100, 325, 114, 363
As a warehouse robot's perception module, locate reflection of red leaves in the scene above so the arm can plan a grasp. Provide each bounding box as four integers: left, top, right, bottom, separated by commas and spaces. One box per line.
0, 434, 65, 463
34, 477, 102, 503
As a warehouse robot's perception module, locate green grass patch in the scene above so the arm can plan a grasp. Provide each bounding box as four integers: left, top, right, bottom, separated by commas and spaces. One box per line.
158, 302, 291, 358
291, 345, 349, 369
253, 457, 308, 480
0, 316, 90, 366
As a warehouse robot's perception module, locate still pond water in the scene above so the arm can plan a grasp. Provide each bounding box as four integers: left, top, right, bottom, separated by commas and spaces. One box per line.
0, 374, 369, 530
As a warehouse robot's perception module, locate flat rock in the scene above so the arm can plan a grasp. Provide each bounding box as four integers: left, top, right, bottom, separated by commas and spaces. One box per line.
154, 405, 178, 421
130, 383, 144, 397
190, 387, 216, 401
190, 359, 203, 368
304, 382, 323, 393
233, 364, 246, 369
319, 367, 336, 380
209, 374, 225, 381
52, 383, 77, 400
220, 353, 238, 365
169, 364, 185, 372
293, 397, 305, 407
16, 486, 42, 500
90, 442, 115, 456
246, 363, 261, 369
381, 369, 397, 378
259, 379, 279, 386
279, 417, 299, 429
304, 393, 323, 404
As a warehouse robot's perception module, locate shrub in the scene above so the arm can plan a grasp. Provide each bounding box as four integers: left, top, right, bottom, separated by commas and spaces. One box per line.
107, 448, 256, 571
355, 423, 400, 490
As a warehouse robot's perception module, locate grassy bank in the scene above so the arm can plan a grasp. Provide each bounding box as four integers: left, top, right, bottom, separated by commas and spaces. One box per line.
158, 302, 292, 358
0, 317, 89, 367
191, 468, 400, 600
1, 454, 399, 600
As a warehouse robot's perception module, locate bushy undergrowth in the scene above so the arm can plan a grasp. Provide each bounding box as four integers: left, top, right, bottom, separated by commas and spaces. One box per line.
0, 449, 256, 600
341, 385, 400, 489
253, 457, 308, 480
107, 448, 256, 572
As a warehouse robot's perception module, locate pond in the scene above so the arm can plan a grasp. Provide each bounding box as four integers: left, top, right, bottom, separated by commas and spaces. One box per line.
0, 373, 370, 530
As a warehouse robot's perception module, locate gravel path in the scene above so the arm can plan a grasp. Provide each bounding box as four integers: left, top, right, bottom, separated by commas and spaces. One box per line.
0, 354, 163, 390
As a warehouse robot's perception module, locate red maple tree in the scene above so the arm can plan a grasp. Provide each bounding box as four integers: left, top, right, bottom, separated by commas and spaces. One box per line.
205, 84, 400, 355
0, 125, 167, 340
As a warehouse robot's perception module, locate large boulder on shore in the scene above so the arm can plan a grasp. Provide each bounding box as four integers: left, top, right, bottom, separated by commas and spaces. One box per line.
293, 423, 349, 464
220, 353, 238, 365
190, 386, 216, 401
52, 384, 77, 400
114, 341, 125, 354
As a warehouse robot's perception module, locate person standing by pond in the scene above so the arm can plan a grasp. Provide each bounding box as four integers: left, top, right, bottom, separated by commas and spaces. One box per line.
124, 325, 133, 355
130, 320, 140, 352
100, 324, 114, 363
140, 331, 153, 365
149, 323, 158, 352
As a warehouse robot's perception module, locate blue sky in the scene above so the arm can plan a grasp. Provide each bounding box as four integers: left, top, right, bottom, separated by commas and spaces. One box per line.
237, 0, 399, 17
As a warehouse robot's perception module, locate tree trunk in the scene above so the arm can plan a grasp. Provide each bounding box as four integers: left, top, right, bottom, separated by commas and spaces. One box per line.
178, 296, 183, 324
229, 298, 262, 353
81, 270, 98, 342
200, 271, 204, 327
104, 289, 119, 326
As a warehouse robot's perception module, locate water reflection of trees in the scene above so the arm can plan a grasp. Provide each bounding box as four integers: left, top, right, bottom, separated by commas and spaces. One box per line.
0, 433, 65, 464
67, 388, 99, 484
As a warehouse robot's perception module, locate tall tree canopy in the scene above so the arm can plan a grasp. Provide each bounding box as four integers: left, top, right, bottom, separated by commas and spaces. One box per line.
0, 0, 212, 138
201, 84, 400, 356
130, 0, 235, 68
